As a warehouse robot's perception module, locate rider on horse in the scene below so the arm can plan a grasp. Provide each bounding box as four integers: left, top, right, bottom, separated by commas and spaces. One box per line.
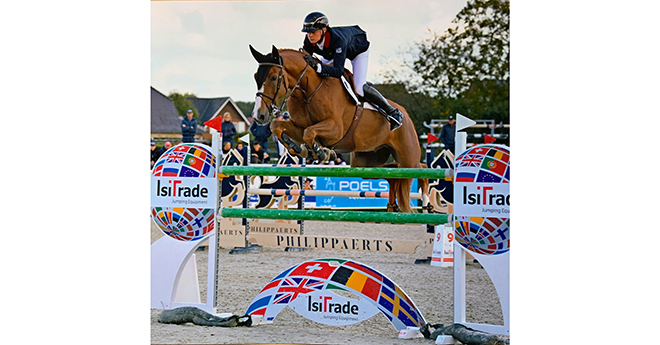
300, 12, 403, 131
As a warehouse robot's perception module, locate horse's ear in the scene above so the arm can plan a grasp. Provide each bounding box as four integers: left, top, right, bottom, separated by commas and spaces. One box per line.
271, 45, 280, 62
250, 44, 265, 62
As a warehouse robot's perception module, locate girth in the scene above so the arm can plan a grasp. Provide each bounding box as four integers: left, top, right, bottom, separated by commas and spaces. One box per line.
328, 104, 365, 154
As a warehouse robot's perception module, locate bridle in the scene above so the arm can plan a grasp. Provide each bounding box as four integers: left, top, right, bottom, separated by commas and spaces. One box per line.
255, 54, 324, 120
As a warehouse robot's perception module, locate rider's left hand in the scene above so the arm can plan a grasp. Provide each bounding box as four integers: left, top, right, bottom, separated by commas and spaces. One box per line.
304, 55, 318, 70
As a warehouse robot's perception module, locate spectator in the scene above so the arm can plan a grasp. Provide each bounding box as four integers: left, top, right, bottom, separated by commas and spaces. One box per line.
333, 153, 347, 166
150, 141, 162, 168
440, 115, 456, 154
181, 109, 197, 143
162, 141, 172, 152
235, 142, 247, 162
250, 141, 269, 164
222, 141, 232, 155
275, 112, 290, 159
221, 112, 237, 146
249, 118, 272, 154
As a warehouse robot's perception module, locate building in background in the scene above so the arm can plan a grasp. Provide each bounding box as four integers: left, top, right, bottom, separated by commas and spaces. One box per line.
186, 96, 251, 140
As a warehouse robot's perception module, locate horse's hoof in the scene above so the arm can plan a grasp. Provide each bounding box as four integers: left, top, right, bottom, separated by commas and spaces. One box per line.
386, 203, 400, 213
323, 148, 337, 162
316, 148, 326, 162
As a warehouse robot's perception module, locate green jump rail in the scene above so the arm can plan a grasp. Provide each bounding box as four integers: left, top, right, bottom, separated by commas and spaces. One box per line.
219, 166, 453, 179
221, 208, 449, 225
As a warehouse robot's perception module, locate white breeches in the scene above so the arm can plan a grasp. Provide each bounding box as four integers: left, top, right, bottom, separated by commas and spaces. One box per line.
350, 48, 369, 97
319, 47, 370, 97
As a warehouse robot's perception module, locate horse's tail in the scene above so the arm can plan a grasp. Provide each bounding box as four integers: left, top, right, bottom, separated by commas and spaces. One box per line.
396, 178, 415, 213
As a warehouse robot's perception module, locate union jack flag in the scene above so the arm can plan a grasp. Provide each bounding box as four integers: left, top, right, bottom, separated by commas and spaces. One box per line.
272, 277, 325, 304
458, 154, 484, 167
166, 151, 186, 164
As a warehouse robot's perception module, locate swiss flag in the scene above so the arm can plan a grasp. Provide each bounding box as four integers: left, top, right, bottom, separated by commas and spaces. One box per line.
289, 261, 337, 280
484, 134, 496, 144
427, 133, 439, 144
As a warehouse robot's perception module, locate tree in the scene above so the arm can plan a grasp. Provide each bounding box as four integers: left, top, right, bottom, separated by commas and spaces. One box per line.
168, 92, 199, 120
235, 101, 255, 119
381, 0, 509, 123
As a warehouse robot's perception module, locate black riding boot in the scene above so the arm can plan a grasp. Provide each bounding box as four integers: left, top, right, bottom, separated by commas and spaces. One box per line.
362, 83, 403, 131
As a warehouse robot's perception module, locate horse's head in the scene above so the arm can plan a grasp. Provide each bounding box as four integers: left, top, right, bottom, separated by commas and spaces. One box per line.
249, 45, 290, 125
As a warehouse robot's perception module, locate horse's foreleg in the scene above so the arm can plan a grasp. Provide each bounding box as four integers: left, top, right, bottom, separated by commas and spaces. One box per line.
301, 119, 342, 162
270, 120, 309, 158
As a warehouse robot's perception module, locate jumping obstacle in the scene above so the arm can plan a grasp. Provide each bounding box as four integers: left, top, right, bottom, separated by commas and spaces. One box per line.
151, 115, 509, 339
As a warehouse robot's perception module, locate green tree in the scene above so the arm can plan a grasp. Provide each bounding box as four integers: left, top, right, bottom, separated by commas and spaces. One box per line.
168, 92, 199, 120
373, 82, 437, 135
382, 0, 509, 123
235, 101, 255, 118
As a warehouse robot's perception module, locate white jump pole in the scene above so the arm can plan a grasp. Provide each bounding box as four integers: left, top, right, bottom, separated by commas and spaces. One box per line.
451, 113, 509, 335
453, 130, 468, 326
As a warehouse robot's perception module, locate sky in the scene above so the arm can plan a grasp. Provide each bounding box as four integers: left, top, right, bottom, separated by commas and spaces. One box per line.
151, 0, 468, 103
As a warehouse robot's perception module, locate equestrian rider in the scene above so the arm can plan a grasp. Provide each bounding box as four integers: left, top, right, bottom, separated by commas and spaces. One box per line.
300, 12, 403, 131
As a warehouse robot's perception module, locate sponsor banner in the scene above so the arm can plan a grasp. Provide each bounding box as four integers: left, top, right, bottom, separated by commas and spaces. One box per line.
249, 233, 423, 254
288, 289, 379, 326
454, 183, 510, 217
315, 177, 418, 208
217, 218, 246, 248
151, 176, 217, 208
249, 220, 301, 235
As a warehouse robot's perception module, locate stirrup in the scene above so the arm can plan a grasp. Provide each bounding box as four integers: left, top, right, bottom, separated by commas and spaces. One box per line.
388, 113, 402, 131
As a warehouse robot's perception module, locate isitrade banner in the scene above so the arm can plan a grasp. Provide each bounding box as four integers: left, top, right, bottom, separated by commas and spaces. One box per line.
452, 144, 510, 255
454, 183, 510, 217
150, 143, 218, 242
151, 176, 217, 208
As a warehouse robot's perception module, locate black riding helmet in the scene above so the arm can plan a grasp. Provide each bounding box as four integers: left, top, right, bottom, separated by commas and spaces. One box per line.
301, 12, 329, 32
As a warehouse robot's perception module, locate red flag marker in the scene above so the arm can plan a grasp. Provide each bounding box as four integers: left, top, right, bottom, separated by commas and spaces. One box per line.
484, 134, 496, 144
204, 116, 224, 131
427, 133, 439, 144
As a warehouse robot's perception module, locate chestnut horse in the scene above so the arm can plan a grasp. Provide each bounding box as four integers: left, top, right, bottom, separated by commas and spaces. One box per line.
249, 45, 426, 212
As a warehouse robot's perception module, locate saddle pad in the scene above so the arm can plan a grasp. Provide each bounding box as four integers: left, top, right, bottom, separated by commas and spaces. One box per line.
340, 70, 379, 112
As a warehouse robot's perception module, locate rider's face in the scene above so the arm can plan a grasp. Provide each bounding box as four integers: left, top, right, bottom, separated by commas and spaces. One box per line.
307, 28, 324, 45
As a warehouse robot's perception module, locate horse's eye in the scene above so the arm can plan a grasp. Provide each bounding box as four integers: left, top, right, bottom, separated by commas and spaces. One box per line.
270, 76, 278, 82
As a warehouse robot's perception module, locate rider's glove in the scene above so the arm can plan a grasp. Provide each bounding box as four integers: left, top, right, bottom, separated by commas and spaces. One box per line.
304, 55, 319, 72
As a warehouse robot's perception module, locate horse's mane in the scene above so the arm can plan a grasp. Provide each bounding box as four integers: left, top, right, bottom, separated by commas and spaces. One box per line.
278, 48, 310, 57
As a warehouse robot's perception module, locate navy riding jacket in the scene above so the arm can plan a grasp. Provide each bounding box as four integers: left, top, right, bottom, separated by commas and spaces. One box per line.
302, 26, 370, 79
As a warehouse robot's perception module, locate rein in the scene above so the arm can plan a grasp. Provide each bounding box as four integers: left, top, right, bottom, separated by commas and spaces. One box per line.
256, 55, 323, 119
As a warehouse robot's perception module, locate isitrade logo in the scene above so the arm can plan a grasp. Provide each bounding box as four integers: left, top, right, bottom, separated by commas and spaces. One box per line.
156, 179, 209, 198
455, 183, 510, 217
151, 176, 216, 208
288, 290, 379, 326
461, 185, 510, 206
306, 294, 359, 314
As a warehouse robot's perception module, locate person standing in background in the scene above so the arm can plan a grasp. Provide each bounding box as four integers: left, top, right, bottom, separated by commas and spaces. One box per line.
440, 115, 456, 154
181, 109, 197, 143
222, 112, 237, 146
